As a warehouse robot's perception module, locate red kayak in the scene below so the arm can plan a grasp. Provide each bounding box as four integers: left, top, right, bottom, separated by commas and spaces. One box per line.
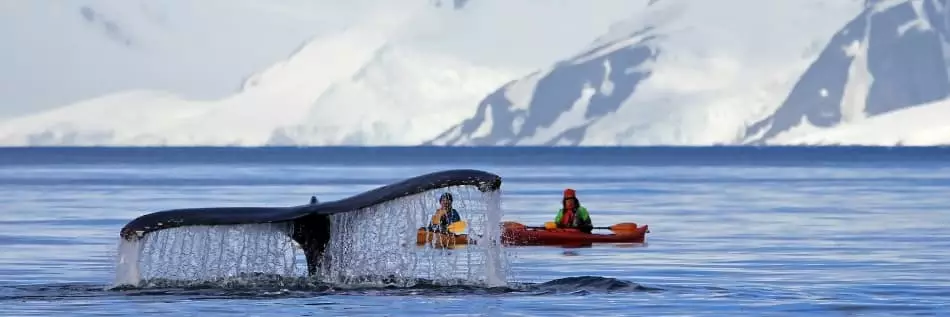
499, 221, 649, 246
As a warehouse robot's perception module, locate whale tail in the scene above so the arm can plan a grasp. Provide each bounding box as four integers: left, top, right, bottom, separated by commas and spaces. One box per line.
114, 169, 504, 286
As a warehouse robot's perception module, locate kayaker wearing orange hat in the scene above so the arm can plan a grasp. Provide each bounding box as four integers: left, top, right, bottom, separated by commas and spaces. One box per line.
555, 188, 593, 233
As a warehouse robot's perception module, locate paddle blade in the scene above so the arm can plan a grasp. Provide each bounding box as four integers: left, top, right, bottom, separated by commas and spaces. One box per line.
501, 221, 525, 229
544, 221, 557, 230
607, 222, 640, 233
447, 221, 467, 234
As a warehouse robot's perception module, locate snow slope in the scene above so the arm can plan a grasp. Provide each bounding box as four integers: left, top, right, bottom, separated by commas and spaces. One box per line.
0, 0, 352, 118
2, 0, 949, 146
0, 0, 646, 146
767, 98, 950, 146
430, 0, 950, 146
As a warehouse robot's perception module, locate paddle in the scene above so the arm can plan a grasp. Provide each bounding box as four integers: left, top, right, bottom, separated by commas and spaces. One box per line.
536, 221, 642, 234
447, 221, 467, 234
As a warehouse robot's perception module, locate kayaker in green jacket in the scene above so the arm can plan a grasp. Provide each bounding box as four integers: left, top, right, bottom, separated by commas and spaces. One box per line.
555, 188, 593, 233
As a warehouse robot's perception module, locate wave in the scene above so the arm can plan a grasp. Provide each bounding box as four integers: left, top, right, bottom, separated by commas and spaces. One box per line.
0, 275, 659, 301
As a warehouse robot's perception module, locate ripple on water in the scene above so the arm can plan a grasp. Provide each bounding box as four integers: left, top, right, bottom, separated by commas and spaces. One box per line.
1, 151, 950, 315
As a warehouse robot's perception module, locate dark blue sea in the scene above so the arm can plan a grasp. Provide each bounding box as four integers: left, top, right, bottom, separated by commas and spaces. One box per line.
1, 146, 948, 316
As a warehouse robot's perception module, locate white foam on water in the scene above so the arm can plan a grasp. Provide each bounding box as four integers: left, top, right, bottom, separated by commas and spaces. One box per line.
481, 187, 507, 287
114, 237, 145, 286
113, 222, 302, 287
112, 184, 510, 288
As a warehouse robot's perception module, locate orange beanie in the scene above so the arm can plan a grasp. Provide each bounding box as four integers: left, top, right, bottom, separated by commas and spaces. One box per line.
563, 188, 576, 198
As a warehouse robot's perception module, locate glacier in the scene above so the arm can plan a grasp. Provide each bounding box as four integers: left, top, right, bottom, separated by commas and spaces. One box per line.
1, 0, 949, 146
0, 0, 353, 118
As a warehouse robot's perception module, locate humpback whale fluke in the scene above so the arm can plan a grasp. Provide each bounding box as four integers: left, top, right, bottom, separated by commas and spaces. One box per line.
117, 169, 503, 277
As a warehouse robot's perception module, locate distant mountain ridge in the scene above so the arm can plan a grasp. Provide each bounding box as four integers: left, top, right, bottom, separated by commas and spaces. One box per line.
1, 0, 947, 146
429, 0, 950, 146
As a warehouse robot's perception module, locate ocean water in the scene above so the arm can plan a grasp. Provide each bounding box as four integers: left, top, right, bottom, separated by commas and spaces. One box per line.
1, 146, 949, 316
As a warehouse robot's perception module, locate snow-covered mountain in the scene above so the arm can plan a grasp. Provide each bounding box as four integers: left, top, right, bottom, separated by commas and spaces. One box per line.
0, 0, 645, 146
1, 0, 948, 146
753, 0, 950, 145
430, 0, 950, 146
0, 0, 351, 118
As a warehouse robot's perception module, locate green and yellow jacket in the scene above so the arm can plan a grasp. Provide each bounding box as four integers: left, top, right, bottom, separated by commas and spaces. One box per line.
555, 206, 591, 229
